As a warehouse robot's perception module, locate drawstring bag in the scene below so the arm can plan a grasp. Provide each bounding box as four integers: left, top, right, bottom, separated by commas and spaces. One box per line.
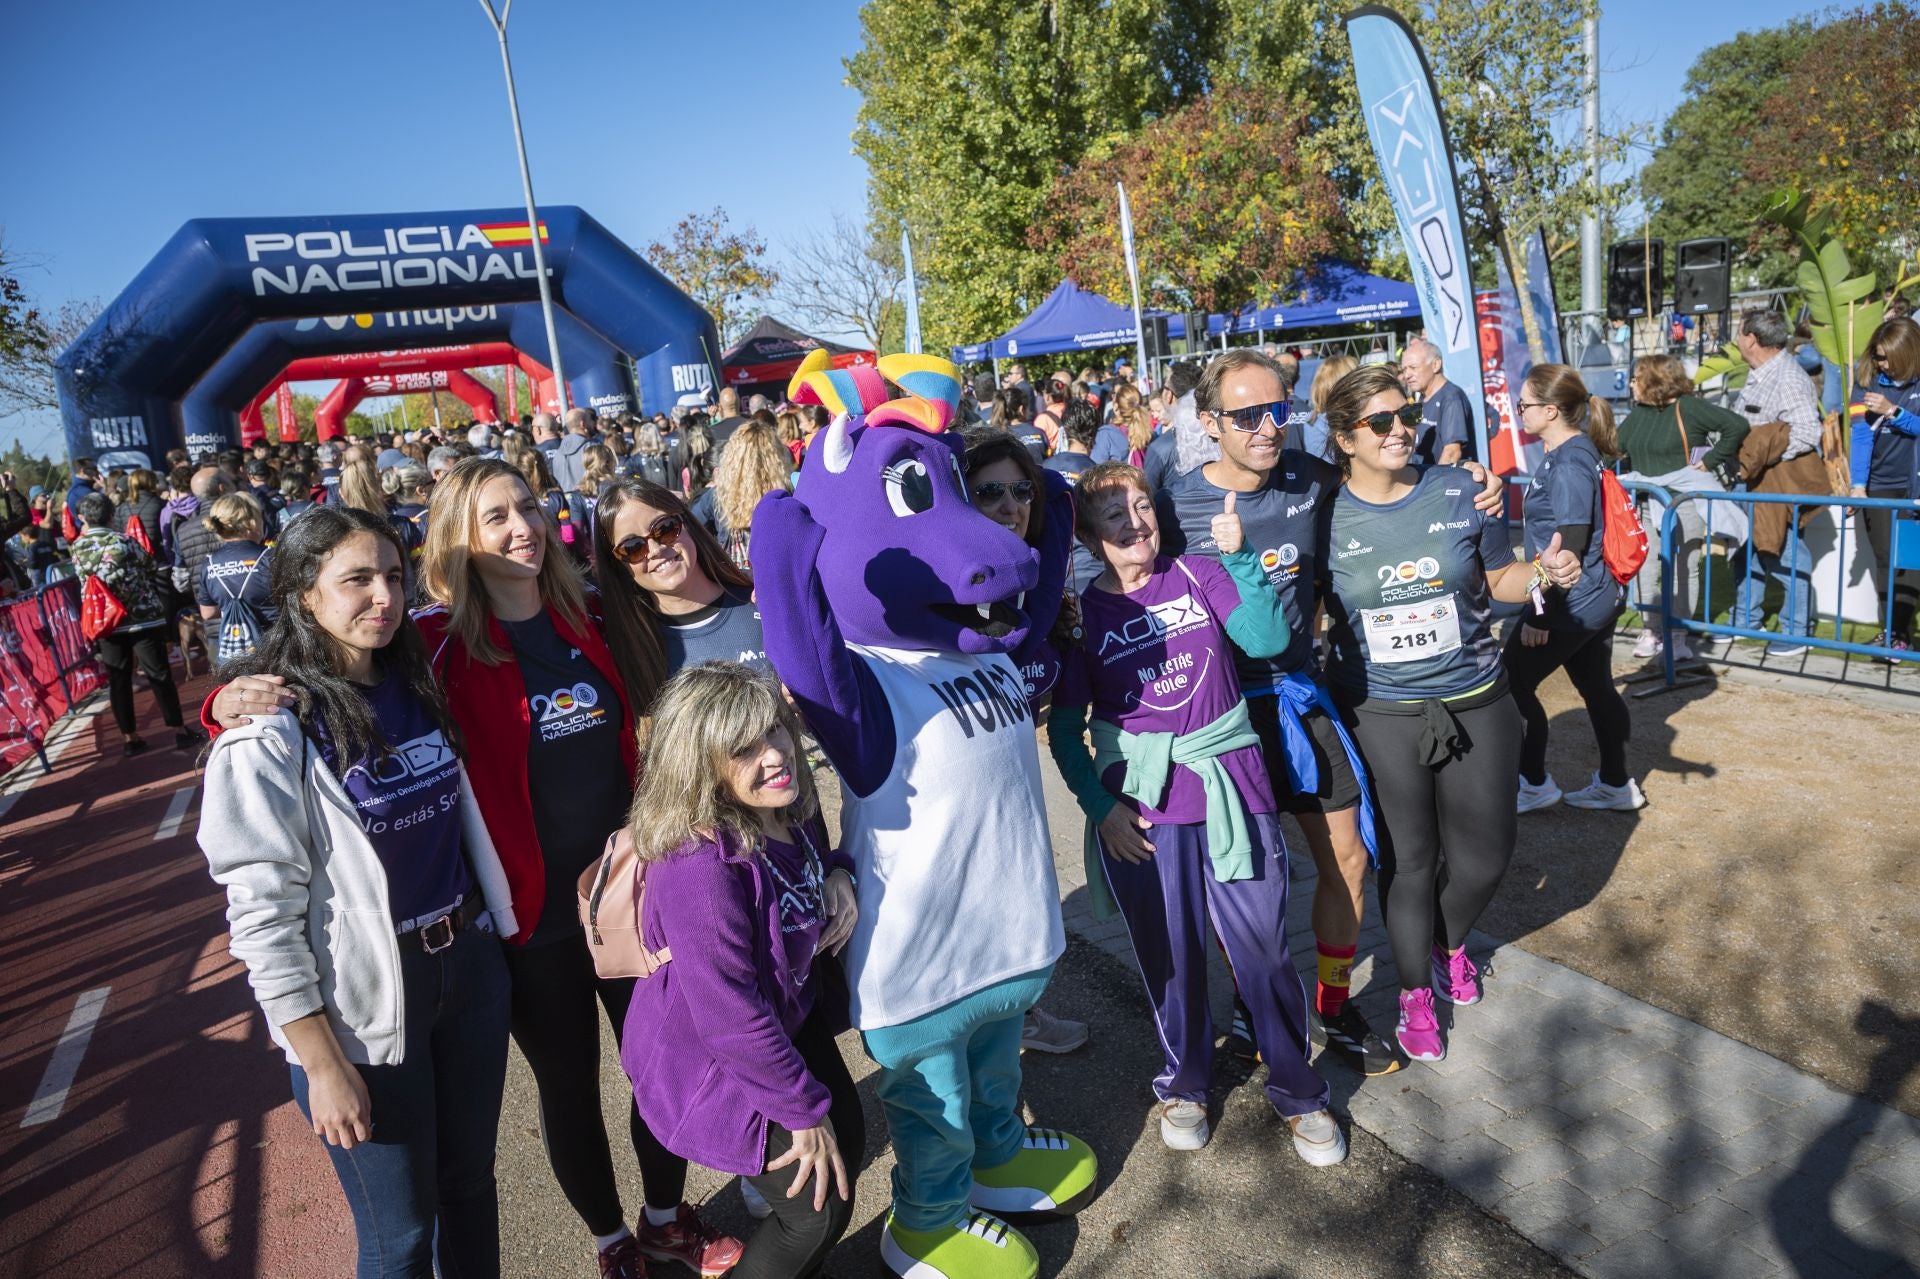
80, 574, 128, 641
578, 828, 670, 980
1597, 467, 1650, 584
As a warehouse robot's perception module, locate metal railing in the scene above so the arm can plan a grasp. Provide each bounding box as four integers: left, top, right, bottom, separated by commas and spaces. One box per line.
1501, 477, 1920, 692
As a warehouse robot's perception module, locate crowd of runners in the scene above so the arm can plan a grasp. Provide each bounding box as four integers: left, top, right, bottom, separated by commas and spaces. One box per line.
19, 312, 1906, 1279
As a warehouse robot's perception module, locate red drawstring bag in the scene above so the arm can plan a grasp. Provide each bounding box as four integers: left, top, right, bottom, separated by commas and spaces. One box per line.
1597, 468, 1650, 584
123, 513, 153, 555
80, 575, 129, 641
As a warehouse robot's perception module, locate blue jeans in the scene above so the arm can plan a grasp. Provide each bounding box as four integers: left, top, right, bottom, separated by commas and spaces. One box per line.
1731, 531, 1813, 639
291, 925, 511, 1279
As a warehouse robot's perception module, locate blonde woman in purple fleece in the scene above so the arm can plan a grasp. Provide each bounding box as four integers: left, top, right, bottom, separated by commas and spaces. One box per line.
620, 661, 864, 1279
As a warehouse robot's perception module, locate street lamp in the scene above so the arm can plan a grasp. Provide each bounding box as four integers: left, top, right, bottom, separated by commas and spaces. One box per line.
476, 0, 568, 410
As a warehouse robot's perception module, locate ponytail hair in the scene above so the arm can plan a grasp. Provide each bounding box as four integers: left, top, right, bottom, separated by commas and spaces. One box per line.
1524, 363, 1621, 460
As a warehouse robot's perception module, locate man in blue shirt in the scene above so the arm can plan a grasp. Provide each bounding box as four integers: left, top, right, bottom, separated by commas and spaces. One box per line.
1400, 338, 1471, 466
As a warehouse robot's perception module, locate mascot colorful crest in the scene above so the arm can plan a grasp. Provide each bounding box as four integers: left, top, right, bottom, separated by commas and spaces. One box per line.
754, 351, 1096, 1279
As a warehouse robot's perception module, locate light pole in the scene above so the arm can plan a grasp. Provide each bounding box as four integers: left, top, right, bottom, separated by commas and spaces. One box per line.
1580, 7, 1604, 346
476, 0, 568, 409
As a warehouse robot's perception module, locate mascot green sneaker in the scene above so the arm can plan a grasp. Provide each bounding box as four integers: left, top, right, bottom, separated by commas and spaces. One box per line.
969, 1126, 1098, 1218
882, 1210, 1038, 1279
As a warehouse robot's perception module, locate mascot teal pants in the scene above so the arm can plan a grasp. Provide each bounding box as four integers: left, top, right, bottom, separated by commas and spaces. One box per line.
861, 966, 1053, 1231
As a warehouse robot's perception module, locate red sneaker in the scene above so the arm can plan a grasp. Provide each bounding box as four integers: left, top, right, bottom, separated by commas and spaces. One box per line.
596, 1234, 647, 1279
636, 1204, 744, 1277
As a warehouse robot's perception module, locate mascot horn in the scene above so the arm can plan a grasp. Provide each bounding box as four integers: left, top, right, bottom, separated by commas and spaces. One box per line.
753, 350, 1095, 1279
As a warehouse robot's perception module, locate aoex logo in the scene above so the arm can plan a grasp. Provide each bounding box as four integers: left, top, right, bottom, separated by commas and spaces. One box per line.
1369, 81, 1469, 353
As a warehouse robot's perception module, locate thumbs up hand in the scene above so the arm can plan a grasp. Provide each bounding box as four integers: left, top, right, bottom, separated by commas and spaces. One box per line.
1540, 531, 1582, 589
1211, 490, 1245, 556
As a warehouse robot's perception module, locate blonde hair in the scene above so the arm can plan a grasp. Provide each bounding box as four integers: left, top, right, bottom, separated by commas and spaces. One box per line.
1310, 354, 1360, 415
712, 421, 793, 538
420, 457, 589, 666
1112, 383, 1153, 455
514, 445, 558, 494
337, 455, 388, 516
628, 662, 818, 862
207, 490, 264, 541
580, 444, 618, 495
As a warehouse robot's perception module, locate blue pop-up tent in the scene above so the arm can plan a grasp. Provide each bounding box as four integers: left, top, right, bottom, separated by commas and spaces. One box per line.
951, 279, 1141, 364
1212, 262, 1417, 337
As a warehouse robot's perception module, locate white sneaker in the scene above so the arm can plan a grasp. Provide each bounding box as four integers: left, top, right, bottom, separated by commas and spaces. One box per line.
1516, 773, 1562, 813
739, 1177, 772, 1219
1632, 631, 1662, 659
1671, 636, 1694, 661
1562, 772, 1647, 811
1288, 1109, 1348, 1166
1160, 1100, 1210, 1150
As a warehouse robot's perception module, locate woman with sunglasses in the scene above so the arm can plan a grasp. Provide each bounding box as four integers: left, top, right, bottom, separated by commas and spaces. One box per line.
204, 458, 744, 1279
1319, 365, 1582, 1065
960, 427, 1093, 1058
589, 477, 772, 712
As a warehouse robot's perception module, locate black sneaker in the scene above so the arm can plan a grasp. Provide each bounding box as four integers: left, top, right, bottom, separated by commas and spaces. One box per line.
1225, 996, 1260, 1061
1311, 1004, 1407, 1076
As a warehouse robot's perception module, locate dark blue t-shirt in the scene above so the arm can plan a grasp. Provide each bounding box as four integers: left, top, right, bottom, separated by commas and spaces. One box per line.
661, 589, 771, 677
1415, 380, 1473, 466
323, 670, 471, 927
1521, 434, 1621, 631
195, 541, 278, 619
1321, 466, 1515, 701
503, 611, 630, 944
1157, 452, 1338, 688
1042, 453, 1105, 594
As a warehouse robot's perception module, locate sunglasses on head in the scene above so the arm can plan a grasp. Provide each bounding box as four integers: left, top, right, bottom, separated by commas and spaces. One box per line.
611, 514, 684, 564
1210, 400, 1290, 433
1355, 403, 1425, 435
972, 480, 1035, 503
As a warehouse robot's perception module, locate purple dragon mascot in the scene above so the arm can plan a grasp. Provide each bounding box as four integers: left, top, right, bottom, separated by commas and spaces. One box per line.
752, 351, 1095, 1279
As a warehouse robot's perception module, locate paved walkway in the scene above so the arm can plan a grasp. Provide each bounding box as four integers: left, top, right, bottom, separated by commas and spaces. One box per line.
1049, 780, 1920, 1279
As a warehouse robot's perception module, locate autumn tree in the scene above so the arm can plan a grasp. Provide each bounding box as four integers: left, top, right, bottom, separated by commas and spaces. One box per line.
774, 212, 905, 352
1745, 3, 1920, 287
1031, 86, 1353, 312
646, 208, 778, 346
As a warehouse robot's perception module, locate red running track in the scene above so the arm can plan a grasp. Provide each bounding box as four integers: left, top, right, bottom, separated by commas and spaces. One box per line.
0, 677, 351, 1279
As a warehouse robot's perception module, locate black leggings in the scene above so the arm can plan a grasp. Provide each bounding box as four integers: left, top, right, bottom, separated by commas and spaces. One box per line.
1349, 693, 1523, 993
1503, 619, 1631, 787
501, 932, 686, 1235
736, 1007, 866, 1279
95, 627, 182, 736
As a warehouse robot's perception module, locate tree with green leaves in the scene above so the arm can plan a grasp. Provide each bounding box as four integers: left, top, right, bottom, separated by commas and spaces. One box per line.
1637, 19, 1822, 290
646, 208, 778, 347
846, 0, 1200, 354
1031, 86, 1353, 312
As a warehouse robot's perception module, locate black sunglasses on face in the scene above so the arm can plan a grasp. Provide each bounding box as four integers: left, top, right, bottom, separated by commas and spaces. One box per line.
1209, 400, 1290, 433
972, 480, 1036, 503
1357, 403, 1425, 435
611, 514, 684, 564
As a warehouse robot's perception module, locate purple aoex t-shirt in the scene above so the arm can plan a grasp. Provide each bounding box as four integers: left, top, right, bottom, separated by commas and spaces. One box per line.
1058, 555, 1275, 825
761, 814, 832, 1020
321, 670, 471, 927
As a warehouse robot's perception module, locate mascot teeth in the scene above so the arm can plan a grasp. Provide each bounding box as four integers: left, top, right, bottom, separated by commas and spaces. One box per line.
977, 603, 993, 621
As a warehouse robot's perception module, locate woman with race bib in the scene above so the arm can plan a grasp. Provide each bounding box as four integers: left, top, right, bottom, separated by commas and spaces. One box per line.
1319, 366, 1582, 1064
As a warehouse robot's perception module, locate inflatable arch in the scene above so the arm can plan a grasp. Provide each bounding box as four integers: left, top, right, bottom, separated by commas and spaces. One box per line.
235, 341, 551, 444
58, 206, 718, 467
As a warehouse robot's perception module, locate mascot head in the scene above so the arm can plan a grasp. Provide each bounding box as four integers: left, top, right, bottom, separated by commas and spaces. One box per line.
789, 351, 1039, 655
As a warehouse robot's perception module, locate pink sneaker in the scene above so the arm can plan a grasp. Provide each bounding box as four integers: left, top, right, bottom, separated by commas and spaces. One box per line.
1430, 945, 1482, 1006
1396, 987, 1446, 1062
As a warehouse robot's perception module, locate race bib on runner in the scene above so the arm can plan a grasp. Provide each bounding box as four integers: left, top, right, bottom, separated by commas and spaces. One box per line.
1361, 595, 1462, 665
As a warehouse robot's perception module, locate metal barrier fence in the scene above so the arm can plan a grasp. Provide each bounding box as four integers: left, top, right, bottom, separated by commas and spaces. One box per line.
0, 578, 103, 775
1505, 475, 1920, 692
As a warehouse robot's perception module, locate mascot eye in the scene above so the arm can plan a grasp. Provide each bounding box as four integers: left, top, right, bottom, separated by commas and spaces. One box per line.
883, 459, 935, 517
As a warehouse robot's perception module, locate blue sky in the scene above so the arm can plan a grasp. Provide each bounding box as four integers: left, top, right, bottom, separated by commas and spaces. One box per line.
0, 0, 1826, 457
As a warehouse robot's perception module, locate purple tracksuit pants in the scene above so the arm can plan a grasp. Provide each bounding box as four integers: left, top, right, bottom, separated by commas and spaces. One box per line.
1097, 810, 1329, 1117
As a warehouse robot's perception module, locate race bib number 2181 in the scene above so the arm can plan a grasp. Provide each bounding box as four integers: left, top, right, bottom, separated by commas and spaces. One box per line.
1362, 595, 1462, 665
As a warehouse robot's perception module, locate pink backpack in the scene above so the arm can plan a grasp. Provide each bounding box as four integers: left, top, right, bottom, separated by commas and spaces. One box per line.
578, 828, 670, 979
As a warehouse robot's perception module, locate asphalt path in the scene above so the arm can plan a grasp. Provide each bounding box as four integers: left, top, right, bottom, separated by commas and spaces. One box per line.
2, 681, 1570, 1278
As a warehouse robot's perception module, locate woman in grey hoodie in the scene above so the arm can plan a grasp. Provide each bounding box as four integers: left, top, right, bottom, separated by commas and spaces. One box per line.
197, 505, 517, 1279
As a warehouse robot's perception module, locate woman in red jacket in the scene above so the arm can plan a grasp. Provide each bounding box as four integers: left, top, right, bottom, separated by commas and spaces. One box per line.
209, 458, 741, 1279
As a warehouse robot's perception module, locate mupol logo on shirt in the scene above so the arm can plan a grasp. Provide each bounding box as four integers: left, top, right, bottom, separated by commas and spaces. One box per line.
1428, 519, 1471, 533
1285, 499, 1315, 517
